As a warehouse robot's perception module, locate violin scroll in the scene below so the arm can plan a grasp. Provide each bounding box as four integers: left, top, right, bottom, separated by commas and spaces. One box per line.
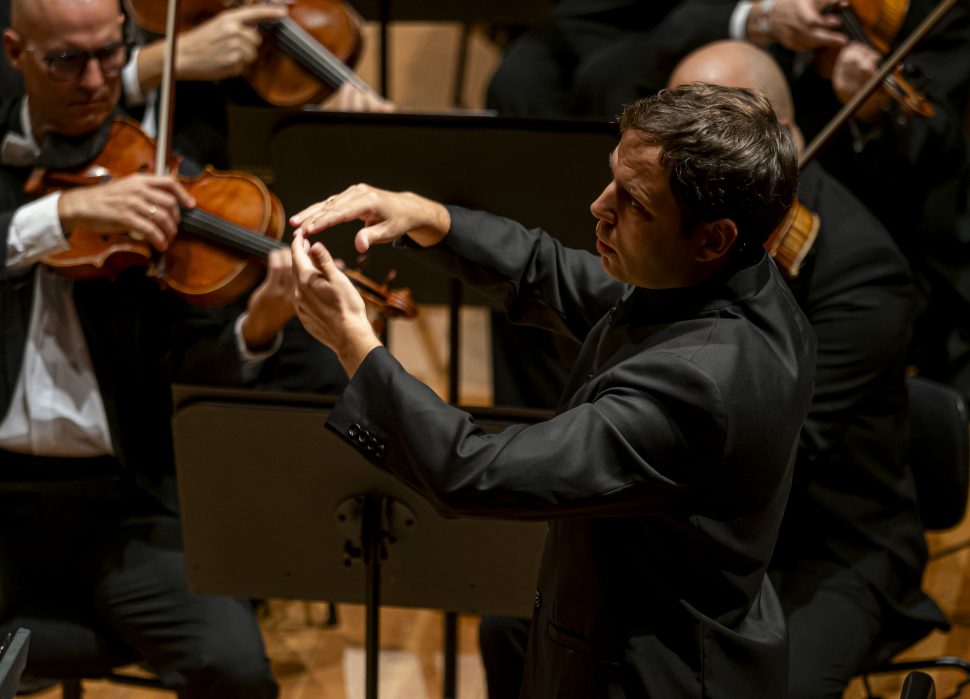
343, 264, 419, 334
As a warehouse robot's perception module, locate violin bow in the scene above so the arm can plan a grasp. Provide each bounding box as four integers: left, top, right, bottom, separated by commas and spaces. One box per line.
154, 0, 181, 174
800, 0, 960, 167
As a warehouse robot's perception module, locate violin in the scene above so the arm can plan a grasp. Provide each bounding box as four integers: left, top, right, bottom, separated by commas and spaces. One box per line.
802, 0, 958, 165
763, 198, 820, 279
124, 0, 371, 106
817, 0, 934, 119
29, 118, 418, 322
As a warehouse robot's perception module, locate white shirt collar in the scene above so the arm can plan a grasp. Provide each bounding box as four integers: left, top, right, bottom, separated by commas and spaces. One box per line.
0, 98, 41, 166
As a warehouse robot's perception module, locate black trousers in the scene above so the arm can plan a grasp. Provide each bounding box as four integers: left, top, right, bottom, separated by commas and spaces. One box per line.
479, 564, 887, 699
0, 453, 277, 698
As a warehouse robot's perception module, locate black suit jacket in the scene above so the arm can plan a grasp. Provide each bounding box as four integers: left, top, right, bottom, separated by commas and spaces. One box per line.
0, 98, 249, 513
779, 163, 947, 633
328, 207, 816, 697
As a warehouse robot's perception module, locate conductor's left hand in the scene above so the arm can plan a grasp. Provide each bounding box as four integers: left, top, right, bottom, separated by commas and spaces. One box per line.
291, 231, 381, 377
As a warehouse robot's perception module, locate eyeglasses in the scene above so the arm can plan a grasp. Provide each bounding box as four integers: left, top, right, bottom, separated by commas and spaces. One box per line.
26, 41, 128, 83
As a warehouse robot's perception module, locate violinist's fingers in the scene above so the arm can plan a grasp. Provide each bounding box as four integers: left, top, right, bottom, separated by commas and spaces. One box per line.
772, 0, 847, 50
832, 41, 882, 105
171, 180, 197, 210
228, 3, 290, 26
125, 211, 172, 253
144, 175, 196, 211
807, 26, 848, 47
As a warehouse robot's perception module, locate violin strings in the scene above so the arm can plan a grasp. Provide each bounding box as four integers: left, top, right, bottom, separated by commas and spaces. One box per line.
181, 208, 283, 259
182, 209, 389, 302
838, 9, 905, 93
838, 8, 873, 48
273, 17, 371, 92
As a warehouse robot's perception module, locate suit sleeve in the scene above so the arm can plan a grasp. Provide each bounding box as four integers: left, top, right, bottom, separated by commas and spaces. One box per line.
400, 206, 624, 344
326, 345, 727, 521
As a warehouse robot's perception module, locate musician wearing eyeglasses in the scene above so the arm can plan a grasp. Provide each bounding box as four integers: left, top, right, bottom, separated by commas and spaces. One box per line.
0, 0, 296, 694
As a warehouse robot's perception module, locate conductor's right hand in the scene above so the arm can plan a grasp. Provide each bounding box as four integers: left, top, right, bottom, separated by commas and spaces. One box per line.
290, 183, 452, 254
57, 174, 196, 253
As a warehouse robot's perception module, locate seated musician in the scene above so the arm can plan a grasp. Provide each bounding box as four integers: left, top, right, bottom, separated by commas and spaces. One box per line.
667, 40, 948, 699
662, 0, 970, 397
287, 83, 816, 697
124, 0, 391, 168
0, 0, 296, 694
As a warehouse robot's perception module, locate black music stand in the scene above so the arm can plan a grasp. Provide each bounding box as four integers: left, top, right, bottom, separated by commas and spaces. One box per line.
0, 628, 29, 699
171, 385, 549, 699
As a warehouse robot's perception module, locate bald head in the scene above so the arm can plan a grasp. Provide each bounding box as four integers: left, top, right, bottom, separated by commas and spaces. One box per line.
11, 0, 121, 37
4, 0, 124, 139
668, 40, 795, 123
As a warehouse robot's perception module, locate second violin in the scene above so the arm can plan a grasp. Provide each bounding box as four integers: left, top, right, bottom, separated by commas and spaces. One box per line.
125, 0, 370, 106
816, 0, 934, 119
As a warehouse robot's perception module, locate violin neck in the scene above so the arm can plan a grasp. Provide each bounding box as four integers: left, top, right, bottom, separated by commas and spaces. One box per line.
260, 17, 371, 93
179, 208, 388, 302
180, 208, 283, 260
834, 6, 874, 48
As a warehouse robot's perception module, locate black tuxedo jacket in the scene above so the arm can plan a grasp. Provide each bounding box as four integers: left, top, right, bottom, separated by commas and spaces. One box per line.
779, 163, 947, 634
0, 98, 249, 513
328, 207, 816, 697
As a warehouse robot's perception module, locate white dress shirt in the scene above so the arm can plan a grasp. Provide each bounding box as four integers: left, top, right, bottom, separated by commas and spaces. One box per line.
0, 100, 279, 458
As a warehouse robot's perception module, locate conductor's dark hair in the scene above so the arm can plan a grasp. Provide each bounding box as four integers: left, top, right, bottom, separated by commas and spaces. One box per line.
619, 83, 798, 251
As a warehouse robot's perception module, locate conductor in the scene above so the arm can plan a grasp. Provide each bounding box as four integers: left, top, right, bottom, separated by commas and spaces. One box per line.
289, 84, 816, 697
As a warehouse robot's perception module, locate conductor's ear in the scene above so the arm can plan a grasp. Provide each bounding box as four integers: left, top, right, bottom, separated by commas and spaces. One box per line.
693, 218, 738, 263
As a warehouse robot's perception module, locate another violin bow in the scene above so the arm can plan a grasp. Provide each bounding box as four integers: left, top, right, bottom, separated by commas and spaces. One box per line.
800, 0, 960, 167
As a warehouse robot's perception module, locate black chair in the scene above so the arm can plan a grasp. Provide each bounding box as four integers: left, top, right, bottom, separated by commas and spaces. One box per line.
859, 377, 970, 698
0, 628, 30, 699
0, 616, 166, 698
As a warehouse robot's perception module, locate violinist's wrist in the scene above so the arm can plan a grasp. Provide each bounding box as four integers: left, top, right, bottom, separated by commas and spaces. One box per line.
56, 189, 82, 237
240, 309, 290, 353
745, 0, 775, 45
135, 41, 165, 92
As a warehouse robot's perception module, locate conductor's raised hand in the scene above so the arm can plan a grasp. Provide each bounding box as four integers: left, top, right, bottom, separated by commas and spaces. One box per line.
289, 183, 451, 253
291, 231, 382, 377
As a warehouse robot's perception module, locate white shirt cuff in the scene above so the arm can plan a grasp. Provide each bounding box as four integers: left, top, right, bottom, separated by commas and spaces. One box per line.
6, 193, 70, 270
730, 1, 755, 40
234, 312, 283, 381
122, 47, 147, 105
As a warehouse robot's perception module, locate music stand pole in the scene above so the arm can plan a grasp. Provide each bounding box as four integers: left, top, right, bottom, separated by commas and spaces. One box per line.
362, 495, 383, 699
444, 277, 463, 699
